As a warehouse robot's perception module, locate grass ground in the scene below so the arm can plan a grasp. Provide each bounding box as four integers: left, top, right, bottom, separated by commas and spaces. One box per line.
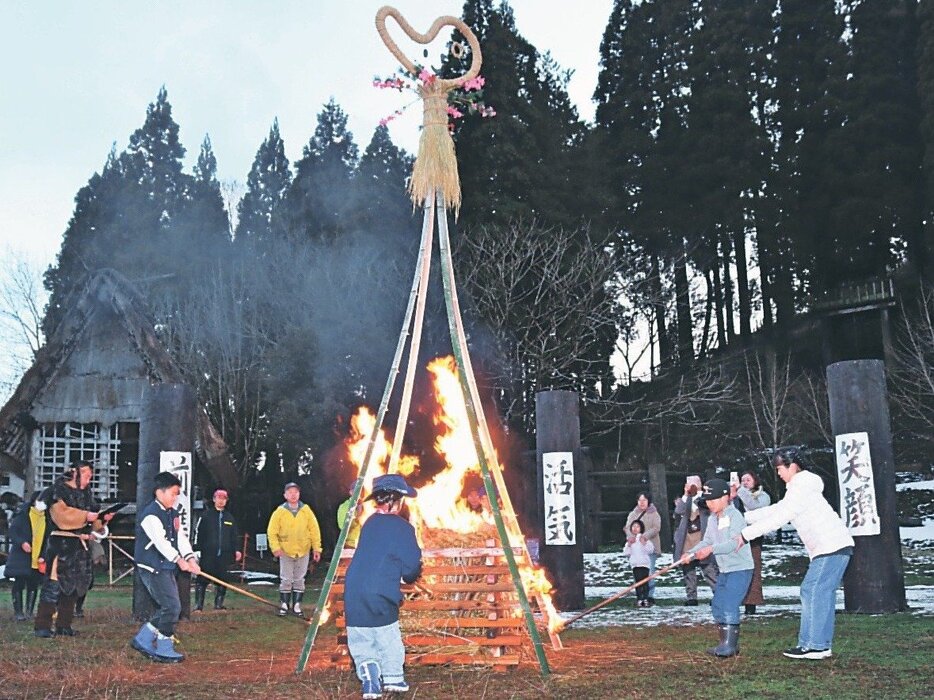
0, 583, 931, 699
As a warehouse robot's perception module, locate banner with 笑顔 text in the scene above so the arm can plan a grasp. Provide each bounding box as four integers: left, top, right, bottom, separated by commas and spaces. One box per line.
835, 432, 880, 536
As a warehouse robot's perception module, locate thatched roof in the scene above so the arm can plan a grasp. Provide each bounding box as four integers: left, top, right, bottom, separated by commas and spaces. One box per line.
0, 269, 238, 488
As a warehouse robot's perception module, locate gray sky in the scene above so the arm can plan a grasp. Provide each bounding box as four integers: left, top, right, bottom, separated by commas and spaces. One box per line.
0, 1, 613, 267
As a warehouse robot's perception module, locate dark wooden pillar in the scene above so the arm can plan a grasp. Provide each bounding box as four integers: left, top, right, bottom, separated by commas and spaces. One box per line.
826, 360, 907, 613
535, 390, 585, 611
648, 463, 672, 553
133, 383, 197, 621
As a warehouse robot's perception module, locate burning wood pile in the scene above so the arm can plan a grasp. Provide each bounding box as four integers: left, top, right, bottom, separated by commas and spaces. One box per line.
313, 356, 562, 669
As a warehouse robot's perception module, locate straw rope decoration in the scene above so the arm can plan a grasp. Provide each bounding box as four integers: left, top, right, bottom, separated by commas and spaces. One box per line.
375, 6, 483, 215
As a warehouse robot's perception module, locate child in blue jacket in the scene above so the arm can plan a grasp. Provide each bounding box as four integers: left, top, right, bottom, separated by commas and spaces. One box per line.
344, 474, 422, 698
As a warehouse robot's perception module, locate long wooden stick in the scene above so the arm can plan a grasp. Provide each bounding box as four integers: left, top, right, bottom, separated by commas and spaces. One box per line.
196, 570, 311, 623
556, 560, 686, 631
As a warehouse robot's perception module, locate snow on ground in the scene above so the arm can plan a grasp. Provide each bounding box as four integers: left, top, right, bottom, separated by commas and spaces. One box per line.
575, 516, 934, 628
561, 582, 934, 628
896, 479, 934, 491
901, 518, 934, 546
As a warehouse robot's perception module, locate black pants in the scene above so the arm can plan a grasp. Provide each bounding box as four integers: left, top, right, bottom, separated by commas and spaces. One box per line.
633, 566, 650, 601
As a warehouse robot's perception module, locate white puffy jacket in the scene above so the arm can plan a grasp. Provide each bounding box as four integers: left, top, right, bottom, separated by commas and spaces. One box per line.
741, 470, 854, 559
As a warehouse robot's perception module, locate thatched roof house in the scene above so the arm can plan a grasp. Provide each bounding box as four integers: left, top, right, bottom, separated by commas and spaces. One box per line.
0, 269, 237, 500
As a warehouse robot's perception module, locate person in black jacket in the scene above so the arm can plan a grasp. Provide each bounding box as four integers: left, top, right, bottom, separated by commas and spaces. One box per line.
344, 474, 422, 699
193, 488, 241, 611
6, 491, 46, 621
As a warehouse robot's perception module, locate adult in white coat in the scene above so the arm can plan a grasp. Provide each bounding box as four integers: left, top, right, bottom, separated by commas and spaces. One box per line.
737, 449, 854, 660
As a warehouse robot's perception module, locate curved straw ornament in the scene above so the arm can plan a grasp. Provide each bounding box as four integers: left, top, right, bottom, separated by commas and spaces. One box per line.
375, 6, 483, 214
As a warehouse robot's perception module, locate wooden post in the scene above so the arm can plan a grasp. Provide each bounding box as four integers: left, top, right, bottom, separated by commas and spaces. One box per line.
133, 382, 197, 621
647, 463, 672, 553
826, 360, 907, 613
535, 390, 585, 611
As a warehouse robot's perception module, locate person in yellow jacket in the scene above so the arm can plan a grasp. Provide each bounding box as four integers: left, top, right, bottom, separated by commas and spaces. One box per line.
266, 482, 321, 617
336, 484, 362, 549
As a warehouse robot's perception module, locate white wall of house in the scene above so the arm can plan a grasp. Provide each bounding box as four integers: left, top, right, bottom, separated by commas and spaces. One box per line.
0, 471, 25, 499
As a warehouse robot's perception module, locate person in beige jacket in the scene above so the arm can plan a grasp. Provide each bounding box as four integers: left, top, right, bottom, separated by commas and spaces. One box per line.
266, 482, 322, 617
625, 491, 662, 605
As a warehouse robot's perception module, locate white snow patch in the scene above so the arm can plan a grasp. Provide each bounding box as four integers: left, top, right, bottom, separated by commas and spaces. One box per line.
896, 479, 934, 492
563, 581, 934, 628
901, 518, 934, 545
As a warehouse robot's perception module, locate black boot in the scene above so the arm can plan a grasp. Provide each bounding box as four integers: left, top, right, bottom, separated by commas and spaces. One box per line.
74, 594, 86, 618
194, 583, 206, 612
214, 587, 227, 610
34, 601, 56, 637
26, 588, 38, 618
55, 594, 78, 636
292, 591, 304, 617
745, 604, 757, 615
278, 592, 289, 617
12, 588, 26, 621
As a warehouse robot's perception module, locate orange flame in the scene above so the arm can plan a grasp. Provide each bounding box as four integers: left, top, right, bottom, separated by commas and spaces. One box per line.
340, 355, 560, 622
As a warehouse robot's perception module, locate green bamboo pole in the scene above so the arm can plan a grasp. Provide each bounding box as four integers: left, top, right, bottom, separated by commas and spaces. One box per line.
295, 194, 436, 673
435, 192, 551, 677
388, 198, 435, 471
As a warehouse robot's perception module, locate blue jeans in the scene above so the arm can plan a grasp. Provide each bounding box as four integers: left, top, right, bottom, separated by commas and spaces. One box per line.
137, 568, 181, 637
348, 621, 406, 685
799, 552, 851, 650
711, 569, 753, 625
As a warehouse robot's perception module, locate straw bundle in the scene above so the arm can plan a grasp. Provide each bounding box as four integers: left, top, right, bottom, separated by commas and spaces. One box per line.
410, 81, 462, 213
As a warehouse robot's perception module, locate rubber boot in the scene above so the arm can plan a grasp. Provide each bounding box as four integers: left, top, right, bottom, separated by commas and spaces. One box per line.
34, 601, 56, 637
74, 594, 86, 618
214, 587, 227, 610
12, 588, 26, 621
152, 633, 185, 663
292, 591, 304, 617
26, 588, 38, 617
55, 594, 78, 636
131, 622, 159, 659
710, 624, 740, 657
193, 583, 206, 612
706, 624, 728, 656
278, 592, 289, 617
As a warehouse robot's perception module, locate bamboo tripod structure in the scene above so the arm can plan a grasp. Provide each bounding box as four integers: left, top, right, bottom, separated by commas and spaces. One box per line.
295, 190, 556, 676
295, 6, 556, 676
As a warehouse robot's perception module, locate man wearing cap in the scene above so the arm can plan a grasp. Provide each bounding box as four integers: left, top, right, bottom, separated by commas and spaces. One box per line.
344, 474, 422, 699
673, 474, 719, 605
132, 471, 201, 663
193, 488, 242, 611
266, 482, 322, 617
679, 478, 753, 657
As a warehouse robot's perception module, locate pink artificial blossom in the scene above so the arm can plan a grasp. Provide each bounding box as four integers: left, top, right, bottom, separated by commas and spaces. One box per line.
446, 106, 464, 119
461, 76, 486, 92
